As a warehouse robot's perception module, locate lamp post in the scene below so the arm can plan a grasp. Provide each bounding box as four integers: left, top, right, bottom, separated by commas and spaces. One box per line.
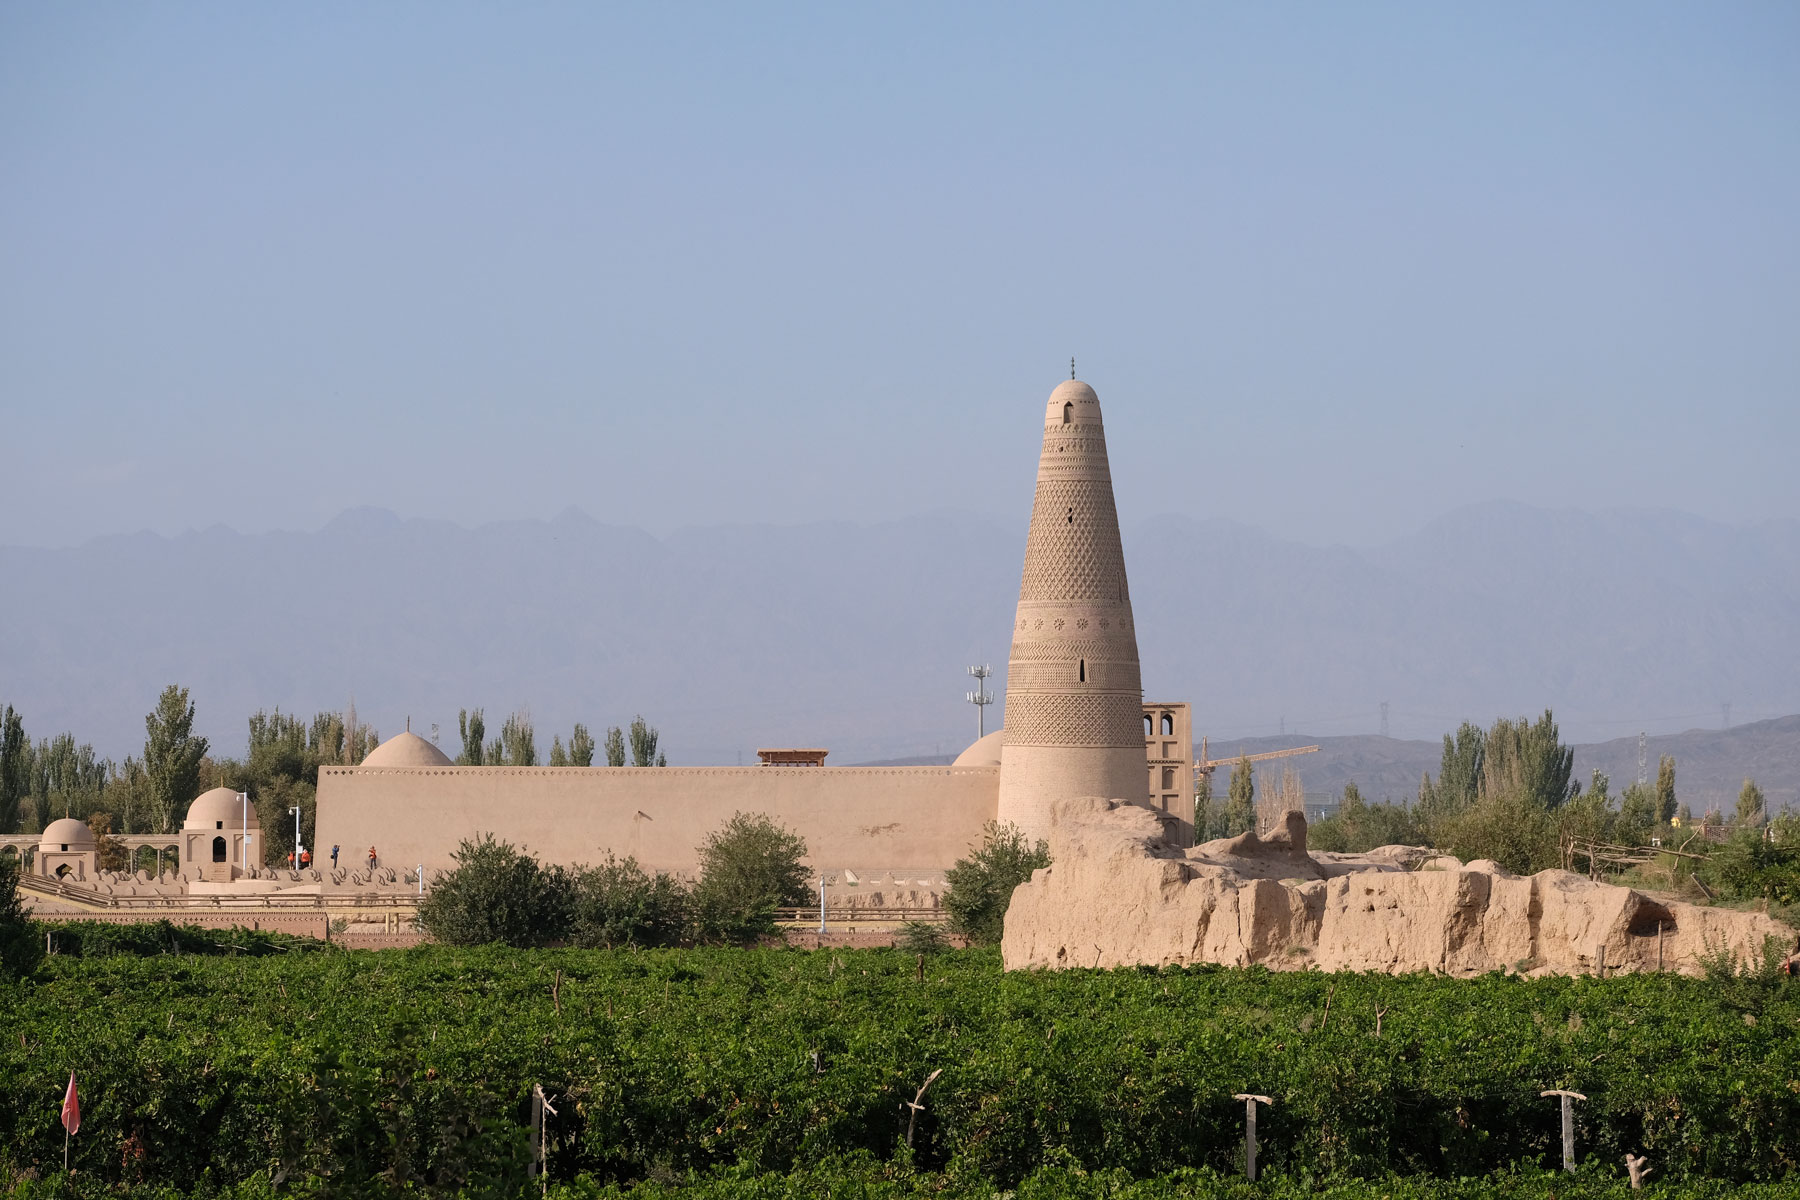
238, 791, 250, 873
290, 807, 302, 871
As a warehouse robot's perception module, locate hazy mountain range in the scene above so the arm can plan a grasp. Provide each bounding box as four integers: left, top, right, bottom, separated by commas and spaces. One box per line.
1, 502, 1795, 808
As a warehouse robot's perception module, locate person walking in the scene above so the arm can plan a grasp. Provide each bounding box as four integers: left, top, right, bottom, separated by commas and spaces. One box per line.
330, 844, 339, 869
367, 846, 377, 871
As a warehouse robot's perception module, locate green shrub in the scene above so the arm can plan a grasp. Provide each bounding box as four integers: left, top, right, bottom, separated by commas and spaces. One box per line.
569, 853, 689, 948
36, 920, 329, 958
0, 854, 42, 981
944, 821, 1049, 946
690, 812, 810, 942
896, 920, 950, 954
416, 833, 572, 947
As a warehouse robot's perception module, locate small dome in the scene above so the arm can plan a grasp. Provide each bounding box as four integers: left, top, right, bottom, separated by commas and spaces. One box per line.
952, 728, 1006, 768
184, 786, 259, 830
362, 730, 454, 768
40, 818, 95, 849
1045, 379, 1102, 426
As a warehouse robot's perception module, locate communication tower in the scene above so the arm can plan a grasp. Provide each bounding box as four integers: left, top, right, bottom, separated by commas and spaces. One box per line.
966, 665, 995, 739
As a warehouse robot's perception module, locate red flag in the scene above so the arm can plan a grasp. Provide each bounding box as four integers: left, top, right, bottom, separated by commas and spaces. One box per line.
60, 1073, 79, 1136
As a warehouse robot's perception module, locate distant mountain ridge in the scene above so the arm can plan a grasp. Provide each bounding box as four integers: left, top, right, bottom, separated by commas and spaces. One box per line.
0, 503, 1794, 805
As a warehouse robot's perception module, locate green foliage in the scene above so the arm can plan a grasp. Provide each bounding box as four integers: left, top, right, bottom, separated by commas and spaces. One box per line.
1481, 711, 1576, 813
1419, 712, 1582, 873
549, 735, 569, 766
143, 685, 208, 834
416, 834, 572, 947
37, 919, 331, 958
568, 854, 689, 948
628, 715, 662, 767
1418, 721, 1485, 826
1308, 783, 1422, 854
691, 812, 810, 942
0, 854, 43, 981
1697, 817, 1800, 907
897, 921, 950, 954
604, 725, 626, 767
1656, 755, 1678, 825
500, 710, 538, 766
456, 707, 486, 765
1192, 771, 1216, 840
1, 949, 1797, 1192
569, 723, 596, 767
0, 704, 25, 834
1736, 778, 1767, 826
943, 821, 1050, 946
1223, 757, 1254, 836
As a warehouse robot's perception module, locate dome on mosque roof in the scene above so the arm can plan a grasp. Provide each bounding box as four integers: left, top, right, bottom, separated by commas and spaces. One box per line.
952, 728, 1006, 768
361, 730, 454, 768
1046, 379, 1101, 424
40, 818, 95, 849
183, 786, 258, 830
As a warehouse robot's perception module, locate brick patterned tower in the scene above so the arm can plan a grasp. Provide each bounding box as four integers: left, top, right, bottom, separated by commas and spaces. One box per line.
996, 379, 1145, 842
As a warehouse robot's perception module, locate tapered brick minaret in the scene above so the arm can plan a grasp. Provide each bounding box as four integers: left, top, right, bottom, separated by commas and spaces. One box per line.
995, 379, 1144, 842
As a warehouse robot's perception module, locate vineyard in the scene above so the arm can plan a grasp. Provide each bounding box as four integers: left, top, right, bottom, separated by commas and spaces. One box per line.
1, 939, 1795, 1197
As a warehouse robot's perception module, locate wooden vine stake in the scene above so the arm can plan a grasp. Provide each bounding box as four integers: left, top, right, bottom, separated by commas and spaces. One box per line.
529, 1084, 558, 1194
1541, 1089, 1587, 1173
1625, 1152, 1653, 1189
1234, 1093, 1272, 1181
904, 1068, 943, 1148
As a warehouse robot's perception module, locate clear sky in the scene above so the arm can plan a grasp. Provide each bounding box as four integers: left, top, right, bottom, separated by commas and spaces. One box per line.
3, 3, 1795, 548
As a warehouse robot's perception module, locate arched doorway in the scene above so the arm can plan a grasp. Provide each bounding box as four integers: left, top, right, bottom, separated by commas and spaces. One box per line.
211, 836, 227, 863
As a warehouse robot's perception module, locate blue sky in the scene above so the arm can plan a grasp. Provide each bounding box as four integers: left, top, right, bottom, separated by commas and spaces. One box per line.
3, 3, 1795, 548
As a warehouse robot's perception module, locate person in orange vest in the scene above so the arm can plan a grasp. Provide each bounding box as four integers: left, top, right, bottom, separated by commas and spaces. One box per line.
299, 847, 312, 869
367, 846, 378, 871
286, 851, 294, 869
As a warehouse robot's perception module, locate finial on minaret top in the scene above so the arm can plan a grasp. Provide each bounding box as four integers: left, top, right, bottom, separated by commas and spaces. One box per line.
1070, 357, 1076, 380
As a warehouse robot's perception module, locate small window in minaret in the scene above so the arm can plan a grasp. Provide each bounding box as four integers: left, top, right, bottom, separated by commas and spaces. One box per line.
1161, 713, 1174, 736
1066, 507, 1073, 525
1063, 402, 1073, 424
1079, 659, 1086, 683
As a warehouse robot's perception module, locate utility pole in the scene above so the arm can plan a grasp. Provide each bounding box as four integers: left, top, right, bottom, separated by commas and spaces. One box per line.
966, 665, 995, 739
1638, 732, 1647, 787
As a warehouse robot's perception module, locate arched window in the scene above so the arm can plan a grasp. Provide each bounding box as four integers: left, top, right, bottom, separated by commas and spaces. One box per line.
1161, 713, 1174, 736
1078, 659, 1086, 683
212, 836, 227, 863
1144, 714, 1154, 737
1063, 401, 1073, 424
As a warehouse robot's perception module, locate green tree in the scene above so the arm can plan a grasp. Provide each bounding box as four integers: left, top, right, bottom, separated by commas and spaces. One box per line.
1481, 710, 1575, 812
0, 852, 44, 981
456, 708, 486, 766
1737, 778, 1767, 827
143, 685, 208, 834
690, 812, 809, 942
1421, 721, 1486, 827
415, 834, 571, 947
628, 715, 663, 767
944, 821, 1050, 946
1223, 756, 1255, 836
548, 736, 569, 766
1655, 755, 1678, 825
1192, 771, 1215, 841
0, 705, 26, 834
603, 726, 626, 767
568, 853, 689, 948
499, 711, 537, 766
569, 723, 595, 767
1618, 781, 1657, 841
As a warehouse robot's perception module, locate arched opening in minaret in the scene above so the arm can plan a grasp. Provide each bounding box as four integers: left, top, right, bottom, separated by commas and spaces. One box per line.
1079, 659, 1086, 683
1144, 714, 1154, 736
1062, 402, 1073, 424
1161, 713, 1174, 735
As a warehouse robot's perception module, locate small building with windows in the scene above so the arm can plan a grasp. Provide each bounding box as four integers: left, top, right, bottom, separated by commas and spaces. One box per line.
183, 786, 261, 883
36, 818, 97, 881
1144, 703, 1193, 838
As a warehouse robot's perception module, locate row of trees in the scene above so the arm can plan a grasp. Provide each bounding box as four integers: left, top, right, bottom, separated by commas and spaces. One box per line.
452, 709, 665, 767
0, 693, 669, 871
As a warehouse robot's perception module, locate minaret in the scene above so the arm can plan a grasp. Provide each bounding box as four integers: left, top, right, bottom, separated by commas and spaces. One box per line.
995, 378, 1144, 842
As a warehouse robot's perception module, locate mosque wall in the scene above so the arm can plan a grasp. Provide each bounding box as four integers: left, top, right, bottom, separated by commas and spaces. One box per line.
315, 764, 1001, 877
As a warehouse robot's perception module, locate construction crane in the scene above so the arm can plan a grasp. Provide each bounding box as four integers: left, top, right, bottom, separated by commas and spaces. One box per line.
1193, 736, 1320, 782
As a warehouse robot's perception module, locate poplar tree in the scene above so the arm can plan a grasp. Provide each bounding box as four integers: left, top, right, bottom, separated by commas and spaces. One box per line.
548, 737, 569, 767
0, 706, 28, 834
1655, 756, 1678, 824
1737, 779, 1767, 827
1224, 756, 1255, 836
569, 723, 596, 767
603, 726, 626, 768
499, 711, 537, 766
628, 716, 662, 767
143, 685, 208, 834
457, 709, 485, 766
